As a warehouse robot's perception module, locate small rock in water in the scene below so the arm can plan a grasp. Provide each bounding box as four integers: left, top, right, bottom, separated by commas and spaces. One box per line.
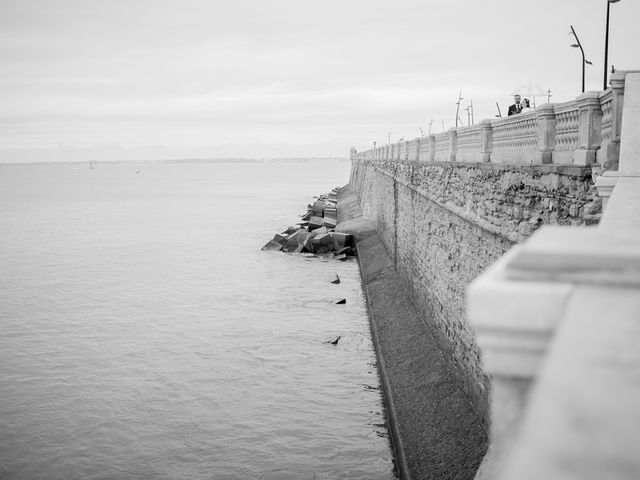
325, 335, 341, 345
330, 274, 341, 284
335, 298, 346, 305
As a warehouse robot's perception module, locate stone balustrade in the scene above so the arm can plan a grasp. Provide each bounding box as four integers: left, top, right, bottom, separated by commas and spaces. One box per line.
352, 79, 628, 168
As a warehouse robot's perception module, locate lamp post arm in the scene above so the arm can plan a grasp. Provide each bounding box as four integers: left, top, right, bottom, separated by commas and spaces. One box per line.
571, 25, 586, 93
604, 1, 611, 90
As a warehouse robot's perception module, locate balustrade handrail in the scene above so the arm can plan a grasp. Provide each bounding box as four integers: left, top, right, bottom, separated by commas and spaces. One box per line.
351, 70, 636, 168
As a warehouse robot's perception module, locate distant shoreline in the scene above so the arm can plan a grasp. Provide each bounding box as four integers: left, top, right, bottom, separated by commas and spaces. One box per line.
0, 157, 349, 166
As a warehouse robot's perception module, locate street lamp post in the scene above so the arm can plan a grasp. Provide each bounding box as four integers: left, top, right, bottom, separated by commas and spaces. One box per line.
570, 25, 592, 93
604, 0, 621, 90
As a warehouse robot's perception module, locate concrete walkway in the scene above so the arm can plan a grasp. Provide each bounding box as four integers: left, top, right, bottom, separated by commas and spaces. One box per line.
336, 185, 487, 480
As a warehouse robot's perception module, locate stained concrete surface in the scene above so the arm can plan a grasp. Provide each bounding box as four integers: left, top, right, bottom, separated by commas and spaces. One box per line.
336, 184, 488, 480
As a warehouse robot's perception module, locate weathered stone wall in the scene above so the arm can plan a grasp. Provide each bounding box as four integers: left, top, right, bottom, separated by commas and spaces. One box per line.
350, 158, 601, 420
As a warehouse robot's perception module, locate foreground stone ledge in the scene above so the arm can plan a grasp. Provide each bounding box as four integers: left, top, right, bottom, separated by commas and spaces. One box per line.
470, 71, 640, 480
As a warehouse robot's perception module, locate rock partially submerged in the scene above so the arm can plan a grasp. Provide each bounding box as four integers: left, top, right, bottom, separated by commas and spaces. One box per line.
324, 335, 341, 345
261, 187, 357, 258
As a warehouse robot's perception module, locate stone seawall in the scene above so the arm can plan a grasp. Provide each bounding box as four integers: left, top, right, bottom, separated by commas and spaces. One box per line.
335, 186, 487, 480
347, 158, 601, 451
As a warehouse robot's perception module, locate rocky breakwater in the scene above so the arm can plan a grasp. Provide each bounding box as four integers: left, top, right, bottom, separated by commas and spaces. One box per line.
261, 187, 356, 259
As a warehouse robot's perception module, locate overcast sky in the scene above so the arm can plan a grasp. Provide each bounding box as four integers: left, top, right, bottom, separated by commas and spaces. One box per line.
1, 0, 638, 162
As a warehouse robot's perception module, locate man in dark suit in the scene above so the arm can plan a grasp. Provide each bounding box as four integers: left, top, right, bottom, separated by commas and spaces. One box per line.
508, 94, 523, 116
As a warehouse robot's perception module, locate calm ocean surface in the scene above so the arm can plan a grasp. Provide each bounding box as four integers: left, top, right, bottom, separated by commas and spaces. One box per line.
0, 161, 395, 480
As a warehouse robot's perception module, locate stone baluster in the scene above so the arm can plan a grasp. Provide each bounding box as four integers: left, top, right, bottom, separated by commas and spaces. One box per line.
606, 71, 626, 170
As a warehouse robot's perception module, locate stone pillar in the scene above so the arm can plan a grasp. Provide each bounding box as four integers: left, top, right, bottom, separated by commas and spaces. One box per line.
606, 71, 627, 171
535, 103, 556, 164
448, 128, 458, 162
428, 135, 436, 162
480, 119, 493, 163
574, 91, 603, 165
350, 147, 357, 160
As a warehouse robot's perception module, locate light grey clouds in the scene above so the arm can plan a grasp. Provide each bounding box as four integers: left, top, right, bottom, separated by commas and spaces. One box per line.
1, 0, 638, 161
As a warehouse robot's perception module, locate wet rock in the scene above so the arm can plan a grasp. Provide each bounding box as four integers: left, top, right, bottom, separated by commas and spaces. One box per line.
335, 298, 346, 304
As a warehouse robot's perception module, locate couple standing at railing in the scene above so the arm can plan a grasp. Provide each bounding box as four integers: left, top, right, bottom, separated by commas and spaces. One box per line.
507, 94, 533, 115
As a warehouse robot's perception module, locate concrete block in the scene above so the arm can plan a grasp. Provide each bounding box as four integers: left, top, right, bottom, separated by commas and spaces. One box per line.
272, 233, 287, 245
323, 217, 337, 229
309, 216, 324, 231
261, 240, 283, 251
311, 201, 325, 216
330, 232, 354, 249
282, 229, 309, 252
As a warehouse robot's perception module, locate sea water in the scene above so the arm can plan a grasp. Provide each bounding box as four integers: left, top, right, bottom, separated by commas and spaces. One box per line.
0, 161, 395, 480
